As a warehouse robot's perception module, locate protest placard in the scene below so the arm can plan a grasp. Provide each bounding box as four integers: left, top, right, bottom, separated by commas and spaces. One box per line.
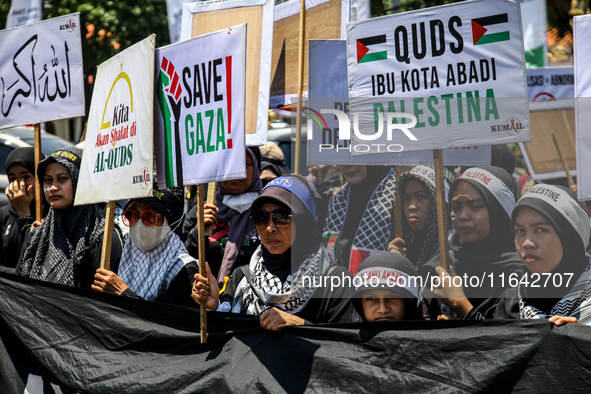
5, 0, 42, 28
180, 0, 273, 147
307, 39, 491, 165
154, 24, 247, 188
520, 100, 576, 181
346, 0, 530, 155
574, 14, 591, 200
0, 13, 84, 129
75, 35, 156, 205
270, 0, 349, 107
526, 67, 574, 101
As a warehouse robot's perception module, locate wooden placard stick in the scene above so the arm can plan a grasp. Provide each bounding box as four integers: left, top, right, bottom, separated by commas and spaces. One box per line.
433, 150, 450, 272
204, 182, 218, 237
293, 0, 306, 175
100, 201, 117, 270
394, 166, 403, 239
34, 124, 43, 222
197, 184, 208, 343
552, 132, 575, 187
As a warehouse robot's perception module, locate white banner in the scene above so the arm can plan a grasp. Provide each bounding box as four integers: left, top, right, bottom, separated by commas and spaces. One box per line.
527, 67, 574, 101
307, 39, 491, 165
0, 14, 84, 129
6, 0, 42, 29
180, 0, 273, 147
574, 15, 591, 201
166, 0, 198, 44
347, 0, 530, 155
154, 24, 246, 188
75, 35, 156, 205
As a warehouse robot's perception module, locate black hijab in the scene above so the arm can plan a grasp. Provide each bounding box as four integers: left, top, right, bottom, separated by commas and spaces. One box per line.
18, 147, 106, 288
422, 166, 524, 299
5, 147, 48, 217
513, 185, 590, 312
251, 174, 323, 282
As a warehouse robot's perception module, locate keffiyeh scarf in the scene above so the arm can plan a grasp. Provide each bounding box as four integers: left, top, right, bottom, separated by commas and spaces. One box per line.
118, 232, 195, 301
520, 260, 591, 324
323, 168, 396, 274
228, 245, 331, 315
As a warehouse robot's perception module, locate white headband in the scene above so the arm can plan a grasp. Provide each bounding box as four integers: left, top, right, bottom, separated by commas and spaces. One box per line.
522, 184, 590, 249
409, 165, 450, 203
460, 168, 516, 219
354, 267, 419, 298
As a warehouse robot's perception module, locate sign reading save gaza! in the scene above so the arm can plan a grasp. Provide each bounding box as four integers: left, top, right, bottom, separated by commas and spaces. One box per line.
154, 24, 246, 188
347, 0, 530, 154
75, 36, 155, 205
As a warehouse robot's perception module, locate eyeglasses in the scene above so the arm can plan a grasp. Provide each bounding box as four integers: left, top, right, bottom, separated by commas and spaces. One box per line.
122, 209, 162, 227
251, 208, 292, 228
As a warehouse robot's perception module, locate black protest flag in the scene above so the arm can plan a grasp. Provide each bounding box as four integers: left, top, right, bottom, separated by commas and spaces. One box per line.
1, 272, 591, 393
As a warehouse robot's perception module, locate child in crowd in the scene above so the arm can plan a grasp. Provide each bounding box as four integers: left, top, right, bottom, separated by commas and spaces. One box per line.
388, 165, 455, 273
352, 252, 422, 322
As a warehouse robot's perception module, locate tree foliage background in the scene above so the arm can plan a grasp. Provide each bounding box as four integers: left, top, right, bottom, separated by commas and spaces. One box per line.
0, 0, 170, 83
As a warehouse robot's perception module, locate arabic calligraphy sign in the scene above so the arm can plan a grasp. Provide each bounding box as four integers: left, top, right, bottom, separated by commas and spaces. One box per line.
0, 13, 85, 129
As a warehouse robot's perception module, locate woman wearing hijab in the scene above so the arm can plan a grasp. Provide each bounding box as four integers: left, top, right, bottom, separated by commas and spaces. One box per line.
183, 147, 262, 287
16, 147, 123, 288
323, 165, 396, 274
92, 187, 199, 307
1, 147, 48, 269
494, 185, 591, 325
192, 175, 355, 331
387, 165, 455, 272
422, 166, 525, 320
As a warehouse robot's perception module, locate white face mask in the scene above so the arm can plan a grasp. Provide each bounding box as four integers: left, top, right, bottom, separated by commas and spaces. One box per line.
129, 217, 171, 252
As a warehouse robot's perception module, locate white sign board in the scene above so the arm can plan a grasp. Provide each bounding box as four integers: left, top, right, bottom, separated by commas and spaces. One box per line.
154, 25, 246, 188
75, 35, 156, 205
180, 0, 273, 147
346, 0, 530, 155
574, 14, 591, 201
6, 0, 42, 28
526, 67, 574, 102
0, 14, 85, 129
307, 39, 491, 165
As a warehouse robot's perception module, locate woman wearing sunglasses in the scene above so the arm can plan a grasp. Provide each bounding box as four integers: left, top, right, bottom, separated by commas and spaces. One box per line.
91, 188, 199, 307
16, 147, 124, 289
182, 147, 262, 288
192, 175, 355, 331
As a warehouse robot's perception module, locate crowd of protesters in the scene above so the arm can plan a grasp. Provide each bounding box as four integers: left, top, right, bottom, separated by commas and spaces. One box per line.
2, 141, 591, 331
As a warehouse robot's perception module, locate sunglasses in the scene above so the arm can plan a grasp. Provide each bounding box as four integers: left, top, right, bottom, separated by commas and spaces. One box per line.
122, 209, 162, 227
251, 208, 292, 228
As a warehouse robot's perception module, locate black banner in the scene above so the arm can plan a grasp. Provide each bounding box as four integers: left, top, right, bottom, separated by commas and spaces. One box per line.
1, 272, 591, 393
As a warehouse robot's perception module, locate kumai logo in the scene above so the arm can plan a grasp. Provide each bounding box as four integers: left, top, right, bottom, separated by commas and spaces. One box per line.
132, 167, 151, 189
59, 19, 76, 32
471, 14, 510, 45
156, 56, 184, 188
305, 107, 418, 153
356, 35, 387, 64
491, 117, 524, 136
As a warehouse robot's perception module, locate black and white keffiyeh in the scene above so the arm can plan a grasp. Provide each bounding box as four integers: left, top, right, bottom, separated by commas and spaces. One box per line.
118, 232, 195, 301
323, 168, 396, 273
520, 260, 591, 325
224, 244, 331, 315
19, 147, 105, 287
